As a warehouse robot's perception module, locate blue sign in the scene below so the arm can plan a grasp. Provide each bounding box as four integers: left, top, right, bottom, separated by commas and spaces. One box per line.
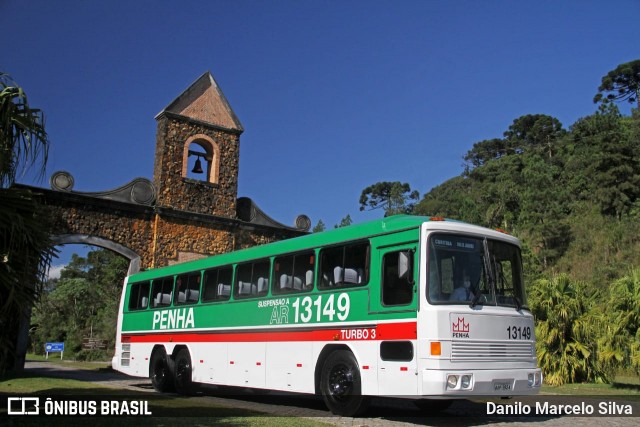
45, 342, 64, 352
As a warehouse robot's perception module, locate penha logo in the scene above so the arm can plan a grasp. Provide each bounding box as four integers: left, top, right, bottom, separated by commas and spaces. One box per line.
452, 317, 470, 338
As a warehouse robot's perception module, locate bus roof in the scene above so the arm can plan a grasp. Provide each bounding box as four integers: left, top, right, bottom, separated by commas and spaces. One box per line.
128, 215, 505, 281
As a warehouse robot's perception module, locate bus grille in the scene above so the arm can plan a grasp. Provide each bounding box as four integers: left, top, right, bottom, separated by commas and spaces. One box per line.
451, 341, 534, 361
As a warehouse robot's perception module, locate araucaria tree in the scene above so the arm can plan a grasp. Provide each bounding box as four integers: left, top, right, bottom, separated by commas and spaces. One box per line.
0, 72, 54, 374
593, 59, 640, 108
359, 181, 419, 216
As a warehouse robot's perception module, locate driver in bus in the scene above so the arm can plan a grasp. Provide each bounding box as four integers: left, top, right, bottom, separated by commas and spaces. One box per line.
450, 270, 474, 301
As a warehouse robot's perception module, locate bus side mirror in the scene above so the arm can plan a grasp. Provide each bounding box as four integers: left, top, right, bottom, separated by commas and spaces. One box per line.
398, 251, 414, 285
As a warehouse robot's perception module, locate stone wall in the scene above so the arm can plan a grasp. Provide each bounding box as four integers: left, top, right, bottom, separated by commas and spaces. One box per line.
154, 114, 240, 218
38, 188, 303, 271
44, 194, 156, 267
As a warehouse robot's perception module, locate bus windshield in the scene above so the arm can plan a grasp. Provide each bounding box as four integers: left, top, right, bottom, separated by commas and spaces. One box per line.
427, 233, 526, 308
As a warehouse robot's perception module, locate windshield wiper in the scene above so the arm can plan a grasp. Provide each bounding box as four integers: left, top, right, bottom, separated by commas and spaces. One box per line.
471, 238, 495, 308
513, 295, 522, 311
469, 290, 483, 308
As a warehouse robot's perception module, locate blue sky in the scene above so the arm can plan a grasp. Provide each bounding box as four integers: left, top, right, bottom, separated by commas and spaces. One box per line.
3, 0, 639, 271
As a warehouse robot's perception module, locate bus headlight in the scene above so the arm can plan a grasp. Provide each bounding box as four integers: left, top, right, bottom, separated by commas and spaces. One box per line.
446, 375, 459, 389
528, 372, 542, 387
461, 375, 472, 389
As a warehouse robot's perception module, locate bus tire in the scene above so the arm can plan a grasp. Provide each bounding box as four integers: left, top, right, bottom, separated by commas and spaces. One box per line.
174, 348, 195, 395
150, 347, 174, 393
319, 350, 370, 417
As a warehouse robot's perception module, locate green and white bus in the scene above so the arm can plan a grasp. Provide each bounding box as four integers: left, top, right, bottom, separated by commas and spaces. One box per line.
112, 215, 541, 416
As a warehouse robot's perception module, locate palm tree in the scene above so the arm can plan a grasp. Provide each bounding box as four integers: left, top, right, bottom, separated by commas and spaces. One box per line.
528, 274, 610, 385
0, 72, 54, 374
600, 270, 640, 374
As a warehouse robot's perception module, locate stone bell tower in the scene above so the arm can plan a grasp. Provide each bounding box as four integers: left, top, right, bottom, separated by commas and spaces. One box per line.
24, 71, 309, 272
153, 71, 244, 217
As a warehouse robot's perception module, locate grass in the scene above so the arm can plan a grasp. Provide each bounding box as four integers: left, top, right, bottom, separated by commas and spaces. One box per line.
25, 353, 112, 371
0, 375, 115, 394
540, 371, 640, 397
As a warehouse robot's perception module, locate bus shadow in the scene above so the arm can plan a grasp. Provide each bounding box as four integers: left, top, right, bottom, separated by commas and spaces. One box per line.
191, 386, 562, 425
612, 382, 640, 393
362, 398, 560, 426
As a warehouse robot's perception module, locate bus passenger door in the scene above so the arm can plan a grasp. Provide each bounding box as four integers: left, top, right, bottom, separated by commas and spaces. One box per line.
376, 245, 419, 396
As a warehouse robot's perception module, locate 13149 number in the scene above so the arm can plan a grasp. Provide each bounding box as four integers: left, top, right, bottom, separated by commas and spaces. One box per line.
506, 325, 532, 340
292, 293, 350, 323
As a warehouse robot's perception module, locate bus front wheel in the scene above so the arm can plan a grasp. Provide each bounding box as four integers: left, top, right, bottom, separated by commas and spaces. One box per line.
150, 347, 174, 393
319, 350, 370, 416
174, 348, 195, 395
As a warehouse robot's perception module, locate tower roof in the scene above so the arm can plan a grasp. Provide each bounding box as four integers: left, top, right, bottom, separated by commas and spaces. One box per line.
156, 71, 243, 133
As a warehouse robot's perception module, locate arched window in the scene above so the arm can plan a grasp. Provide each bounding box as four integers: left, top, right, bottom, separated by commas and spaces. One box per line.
182, 134, 220, 184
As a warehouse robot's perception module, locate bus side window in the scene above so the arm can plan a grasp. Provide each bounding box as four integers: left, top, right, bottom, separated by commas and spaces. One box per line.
235, 259, 270, 298
128, 281, 150, 310
319, 242, 369, 289
151, 277, 174, 308
382, 251, 413, 306
202, 266, 232, 302
175, 272, 201, 305
274, 251, 314, 294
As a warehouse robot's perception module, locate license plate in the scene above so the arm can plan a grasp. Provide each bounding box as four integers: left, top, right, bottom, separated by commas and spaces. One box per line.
492, 380, 513, 391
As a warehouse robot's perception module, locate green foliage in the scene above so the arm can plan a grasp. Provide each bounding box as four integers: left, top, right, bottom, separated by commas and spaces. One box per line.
0, 73, 53, 375
334, 214, 353, 228
504, 114, 565, 150
528, 275, 612, 385
359, 181, 419, 216
417, 176, 484, 224
312, 219, 326, 233
30, 248, 128, 360
599, 270, 640, 375
0, 73, 48, 187
567, 104, 640, 218
518, 154, 570, 268
594, 59, 640, 108
463, 115, 565, 171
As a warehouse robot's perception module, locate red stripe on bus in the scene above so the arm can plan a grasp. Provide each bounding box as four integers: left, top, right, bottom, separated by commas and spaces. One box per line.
121, 321, 417, 343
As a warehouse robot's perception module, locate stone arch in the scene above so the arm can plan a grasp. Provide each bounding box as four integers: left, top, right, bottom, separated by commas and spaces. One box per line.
52, 234, 142, 276
182, 134, 220, 184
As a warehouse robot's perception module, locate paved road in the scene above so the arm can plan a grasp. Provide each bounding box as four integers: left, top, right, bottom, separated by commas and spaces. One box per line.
19, 361, 640, 426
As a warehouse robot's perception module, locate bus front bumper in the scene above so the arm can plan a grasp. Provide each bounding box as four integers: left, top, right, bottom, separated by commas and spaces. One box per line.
420, 368, 542, 396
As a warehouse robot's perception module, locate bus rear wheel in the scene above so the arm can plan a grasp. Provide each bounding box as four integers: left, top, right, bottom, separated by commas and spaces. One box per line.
319, 350, 370, 417
150, 347, 174, 392
174, 348, 195, 395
